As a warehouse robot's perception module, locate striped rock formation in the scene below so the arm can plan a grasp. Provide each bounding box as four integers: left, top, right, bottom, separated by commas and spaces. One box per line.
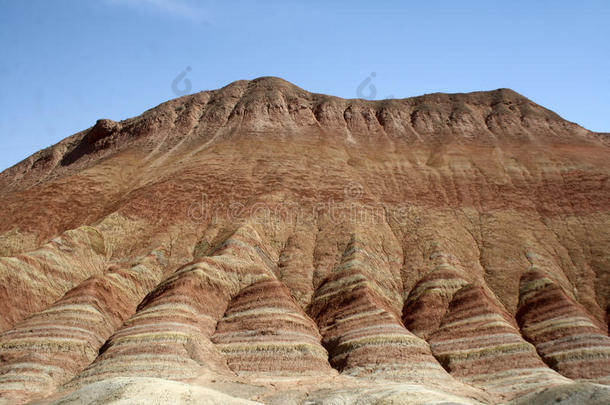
0, 78, 607, 403
428, 284, 571, 399
308, 237, 487, 401
70, 259, 234, 386
0, 226, 107, 331
212, 279, 332, 377
0, 249, 167, 404
70, 225, 274, 386
402, 260, 470, 339
315, 283, 450, 384
517, 269, 610, 384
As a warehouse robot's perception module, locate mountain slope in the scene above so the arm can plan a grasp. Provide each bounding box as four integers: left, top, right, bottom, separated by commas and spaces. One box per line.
0, 77, 608, 404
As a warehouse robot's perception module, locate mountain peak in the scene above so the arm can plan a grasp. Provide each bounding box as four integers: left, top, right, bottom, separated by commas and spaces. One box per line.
0, 78, 601, 194
0, 77, 609, 405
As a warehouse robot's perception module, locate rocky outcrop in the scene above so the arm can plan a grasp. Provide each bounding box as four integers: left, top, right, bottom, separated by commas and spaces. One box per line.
517, 269, 610, 384
428, 285, 571, 400
0, 226, 107, 331
402, 262, 470, 339
70, 260, 232, 386
70, 225, 273, 386
308, 237, 487, 401
212, 279, 332, 376
0, 249, 166, 404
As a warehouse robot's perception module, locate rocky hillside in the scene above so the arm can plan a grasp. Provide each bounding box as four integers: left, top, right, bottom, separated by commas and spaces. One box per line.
0, 77, 608, 404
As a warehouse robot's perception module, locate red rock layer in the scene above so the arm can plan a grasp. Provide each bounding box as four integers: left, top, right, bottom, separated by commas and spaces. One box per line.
0, 226, 107, 331
70, 225, 275, 386
517, 269, 610, 384
428, 284, 571, 399
403, 263, 470, 339
0, 249, 166, 404
309, 239, 469, 392
211, 279, 332, 376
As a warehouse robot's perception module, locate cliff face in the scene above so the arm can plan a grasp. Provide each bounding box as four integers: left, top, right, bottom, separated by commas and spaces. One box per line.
0, 77, 608, 404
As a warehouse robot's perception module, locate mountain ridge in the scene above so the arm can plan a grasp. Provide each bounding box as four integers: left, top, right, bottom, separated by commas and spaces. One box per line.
0, 77, 603, 196
0, 77, 608, 404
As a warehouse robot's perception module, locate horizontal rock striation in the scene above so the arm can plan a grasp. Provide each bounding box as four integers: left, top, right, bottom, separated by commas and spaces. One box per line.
70, 263, 231, 384
0, 249, 167, 404
0, 78, 608, 404
517, 269, 610, 384
212, 279, 332, 376
402, 261, 470, 339
70, 225, 275, 386
428, 285, 571, 399
0, 226, 107, 332
308, 237, 486, 399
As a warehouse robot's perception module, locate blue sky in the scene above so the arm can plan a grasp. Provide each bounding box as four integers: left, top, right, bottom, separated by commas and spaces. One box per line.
0, 0, 609, 171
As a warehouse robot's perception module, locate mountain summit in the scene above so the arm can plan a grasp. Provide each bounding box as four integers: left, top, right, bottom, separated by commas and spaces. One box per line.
1, 77, 601, 194
0, 78, 608, 404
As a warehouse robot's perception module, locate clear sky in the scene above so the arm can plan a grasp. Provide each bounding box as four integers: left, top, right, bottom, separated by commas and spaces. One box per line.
0, 0, 609, 171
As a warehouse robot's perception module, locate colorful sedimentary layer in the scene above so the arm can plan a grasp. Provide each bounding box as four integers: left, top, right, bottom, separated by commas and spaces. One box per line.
0, 77, 607, 403
428, 285, 570, 399
0, 226, 107, 331
0, 249, 166, 404
70, 225, 274, 386
517, 269, 610, 384
70, 260, 232, 386
402, 261, 470, 339
308, 237, 486, 400
212, 279, 332, 376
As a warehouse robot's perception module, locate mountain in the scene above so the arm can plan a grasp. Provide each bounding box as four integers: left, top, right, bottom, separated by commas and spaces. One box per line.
0, 77, 608, 404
